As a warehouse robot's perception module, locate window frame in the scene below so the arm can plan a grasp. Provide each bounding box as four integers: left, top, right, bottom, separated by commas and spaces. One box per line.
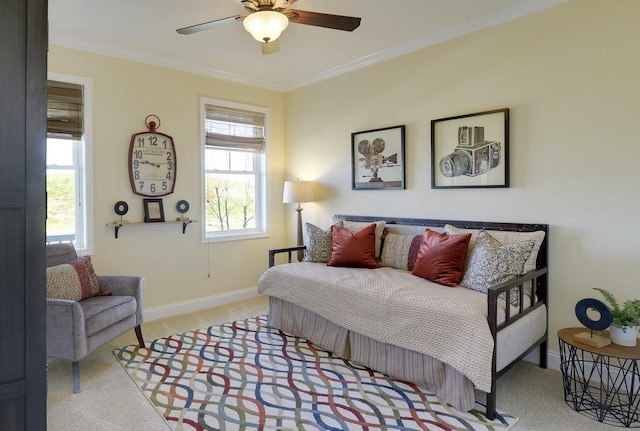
200, 97, 268, 243
46, 73, 94, 254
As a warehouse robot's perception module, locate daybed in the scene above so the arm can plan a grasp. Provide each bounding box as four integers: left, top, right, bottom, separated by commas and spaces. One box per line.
257, 215, 549, 419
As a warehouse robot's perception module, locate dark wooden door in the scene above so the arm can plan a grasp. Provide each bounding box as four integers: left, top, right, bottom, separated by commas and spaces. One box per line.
0, 0, 48, 430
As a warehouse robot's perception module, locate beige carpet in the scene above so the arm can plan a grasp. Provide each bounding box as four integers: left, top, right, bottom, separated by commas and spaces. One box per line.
47, 297, 614, 430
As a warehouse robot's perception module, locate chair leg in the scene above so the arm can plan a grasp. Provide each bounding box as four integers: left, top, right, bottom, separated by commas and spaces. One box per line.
72, 361, 80, 394
135, 325, 145, 348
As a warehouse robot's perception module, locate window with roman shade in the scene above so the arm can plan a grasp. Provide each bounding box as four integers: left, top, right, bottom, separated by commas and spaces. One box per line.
46, 78, 92, 252
202, 98, 268, 240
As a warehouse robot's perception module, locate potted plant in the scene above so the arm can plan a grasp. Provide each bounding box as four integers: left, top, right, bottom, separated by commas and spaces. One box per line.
594, 288, 640, 347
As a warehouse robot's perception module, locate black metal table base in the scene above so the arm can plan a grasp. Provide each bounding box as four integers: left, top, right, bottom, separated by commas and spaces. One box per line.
560, 338, 640, 427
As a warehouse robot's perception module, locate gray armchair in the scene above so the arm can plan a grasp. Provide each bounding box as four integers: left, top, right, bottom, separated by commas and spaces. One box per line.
46, 243, 145, 393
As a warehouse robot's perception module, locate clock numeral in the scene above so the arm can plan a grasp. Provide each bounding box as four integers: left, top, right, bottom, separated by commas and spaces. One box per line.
133, 160, 139, 169
137, 137, 145, 146
166, 171, 172, 180
150, 183, 156, 193
134, 170, 140, 180
166, 152, 173, 161
167, 161, 173, 170
162, 139, 168, 149
149, 135, 158, 146
134, 150, 143, 159
138, 181, 145, 190
162, 182, 168, 191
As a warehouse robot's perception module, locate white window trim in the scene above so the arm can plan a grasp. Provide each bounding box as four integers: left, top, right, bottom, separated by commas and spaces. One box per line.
47, 73, 94, 255
200, 97, 269, 243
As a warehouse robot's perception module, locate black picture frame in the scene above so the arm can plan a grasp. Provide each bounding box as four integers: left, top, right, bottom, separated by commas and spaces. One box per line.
431, 108, 509, 189
143, 198, 165, 223
351, 125, 405, 190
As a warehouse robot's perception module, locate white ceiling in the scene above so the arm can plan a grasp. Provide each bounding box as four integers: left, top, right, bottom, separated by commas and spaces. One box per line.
49, 0, 565, 92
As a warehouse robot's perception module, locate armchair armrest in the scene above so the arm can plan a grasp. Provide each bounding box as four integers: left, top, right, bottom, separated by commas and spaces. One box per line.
46, 299, 87, 361
268, 246, 306, 267
97, 275, 145, 325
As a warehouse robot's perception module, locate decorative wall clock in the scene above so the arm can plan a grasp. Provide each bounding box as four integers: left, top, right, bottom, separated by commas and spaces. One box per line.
128, 115, 176, 197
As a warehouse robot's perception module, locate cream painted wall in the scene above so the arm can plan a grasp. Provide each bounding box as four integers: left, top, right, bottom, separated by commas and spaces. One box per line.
283, 0, 640, 352
48, 46, 286, 309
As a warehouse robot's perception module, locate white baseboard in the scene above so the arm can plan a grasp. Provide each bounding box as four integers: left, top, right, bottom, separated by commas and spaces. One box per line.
522, 346, 561, 371
143, 287, 261, 322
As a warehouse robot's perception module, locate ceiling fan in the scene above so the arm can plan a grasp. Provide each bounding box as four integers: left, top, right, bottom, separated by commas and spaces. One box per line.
176, 0, 361, 54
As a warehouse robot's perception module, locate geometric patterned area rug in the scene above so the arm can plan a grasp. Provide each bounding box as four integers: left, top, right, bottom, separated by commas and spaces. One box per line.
113, 316, 517, 431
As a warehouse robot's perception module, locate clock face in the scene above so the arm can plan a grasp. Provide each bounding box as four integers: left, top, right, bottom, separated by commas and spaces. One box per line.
128, 131, 176, 197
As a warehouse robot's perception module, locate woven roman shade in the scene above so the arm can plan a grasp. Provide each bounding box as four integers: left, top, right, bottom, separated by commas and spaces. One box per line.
204, 104, 265, 152
47, 80, 83, 140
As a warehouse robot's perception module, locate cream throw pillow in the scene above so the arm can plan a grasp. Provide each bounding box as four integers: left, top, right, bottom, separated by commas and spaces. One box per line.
444, 224, 545, 273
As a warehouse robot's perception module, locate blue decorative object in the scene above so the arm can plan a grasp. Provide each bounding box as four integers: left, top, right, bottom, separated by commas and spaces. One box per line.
575, 298, 613, 331
176, 200, 189, 215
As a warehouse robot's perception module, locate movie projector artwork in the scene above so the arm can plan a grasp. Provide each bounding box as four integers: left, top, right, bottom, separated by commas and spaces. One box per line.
358, 139, 397, 180
351, 125, 405, 190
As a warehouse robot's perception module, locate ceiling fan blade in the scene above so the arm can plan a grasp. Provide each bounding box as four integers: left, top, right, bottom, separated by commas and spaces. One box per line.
261, 40, 280, 55
176, 14, 245, 35
285, 9, 361, 32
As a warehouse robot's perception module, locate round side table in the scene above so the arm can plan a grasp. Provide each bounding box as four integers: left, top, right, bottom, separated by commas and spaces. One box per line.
558, 327, 640, 428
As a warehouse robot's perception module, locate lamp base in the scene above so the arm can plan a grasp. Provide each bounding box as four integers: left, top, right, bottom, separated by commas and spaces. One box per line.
296, 206, 304, 262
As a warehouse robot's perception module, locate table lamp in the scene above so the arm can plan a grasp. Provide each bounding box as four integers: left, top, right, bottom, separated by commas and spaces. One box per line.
283, 180, 315, 261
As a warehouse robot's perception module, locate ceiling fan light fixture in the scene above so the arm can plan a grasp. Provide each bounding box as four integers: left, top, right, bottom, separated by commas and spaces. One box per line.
243, 10, 289, 43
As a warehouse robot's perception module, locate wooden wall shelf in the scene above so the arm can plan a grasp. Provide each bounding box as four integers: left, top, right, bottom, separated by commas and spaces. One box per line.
106, 219, 196, 238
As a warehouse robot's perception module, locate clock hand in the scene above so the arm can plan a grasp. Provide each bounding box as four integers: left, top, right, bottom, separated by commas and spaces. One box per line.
139, 160, 161, 168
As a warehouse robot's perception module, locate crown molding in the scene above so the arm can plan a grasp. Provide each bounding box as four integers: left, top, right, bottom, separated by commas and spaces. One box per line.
48, 34, 287, 92
284, 0, 568, 91
50, 0, 567, 94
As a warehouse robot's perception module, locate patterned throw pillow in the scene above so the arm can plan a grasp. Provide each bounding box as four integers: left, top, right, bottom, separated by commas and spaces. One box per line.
380, 233, 423, 271
460, 231, 535, 306
46, 256, 104, 301
302, 222, 342, 263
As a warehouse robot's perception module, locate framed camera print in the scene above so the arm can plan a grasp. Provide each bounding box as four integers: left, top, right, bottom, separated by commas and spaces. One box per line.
431, 108, 509, 189
143, 198, 165, 223
352, 125, 405, 190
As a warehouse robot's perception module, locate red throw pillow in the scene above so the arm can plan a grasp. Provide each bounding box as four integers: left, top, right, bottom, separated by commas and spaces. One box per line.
328, 224, 380, 269
412, 229, 472, 286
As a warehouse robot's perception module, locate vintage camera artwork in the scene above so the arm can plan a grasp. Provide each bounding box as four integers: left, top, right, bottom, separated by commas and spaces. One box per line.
439, 126, 501, 177
357, 137, 398, 182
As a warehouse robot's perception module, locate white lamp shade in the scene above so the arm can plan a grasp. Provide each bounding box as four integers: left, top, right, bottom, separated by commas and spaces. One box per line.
243, 11, 289, 43
283, 181, 315, 204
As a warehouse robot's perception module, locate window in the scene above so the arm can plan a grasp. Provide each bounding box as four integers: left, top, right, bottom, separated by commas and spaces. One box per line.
46, 77, 92, 252
202, 98, 267, 241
